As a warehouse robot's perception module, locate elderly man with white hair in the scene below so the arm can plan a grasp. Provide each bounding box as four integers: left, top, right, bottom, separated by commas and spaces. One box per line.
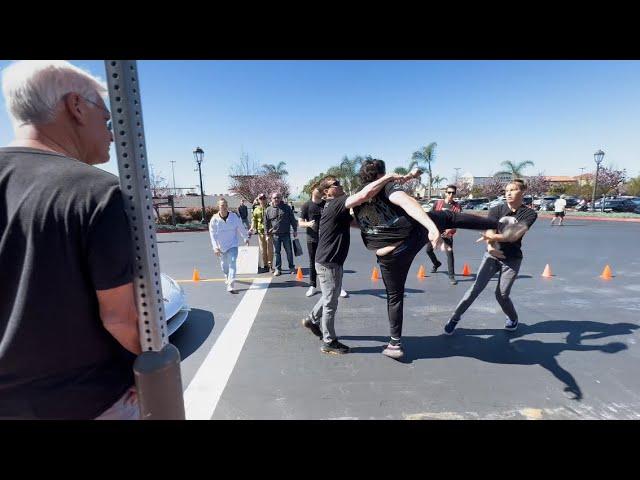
0, 61, 141, 420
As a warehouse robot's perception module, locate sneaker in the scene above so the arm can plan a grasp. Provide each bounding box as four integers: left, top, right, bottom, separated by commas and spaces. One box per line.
505, 317, 519, 331
226, 282, 235, 293
340, 289, 348, 298
289, 267, 296, 274
449, 276, 458, 286
306, 286, 315, 297
444, 319, 458, 335
382, 343, 404, 359
321, 340, 350, 355
273, 269, 281, 276
301, 316, 322, 339
430, 260, 442, 273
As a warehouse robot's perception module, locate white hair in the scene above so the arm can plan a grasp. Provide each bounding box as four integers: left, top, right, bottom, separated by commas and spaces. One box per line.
1, 60, 108, 130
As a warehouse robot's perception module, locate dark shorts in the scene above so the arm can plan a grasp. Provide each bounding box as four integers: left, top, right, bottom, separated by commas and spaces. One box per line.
554, 211, 565, 217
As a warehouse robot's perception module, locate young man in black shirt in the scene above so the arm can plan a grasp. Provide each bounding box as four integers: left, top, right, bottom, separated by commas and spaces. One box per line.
302, 172, 406, 354
444, 180, 537, 335
299, 184, 325, 297
352, 159, 523, 360
0, 60, 140, 419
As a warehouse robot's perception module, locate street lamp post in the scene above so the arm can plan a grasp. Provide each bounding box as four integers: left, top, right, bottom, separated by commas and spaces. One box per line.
591, 149, 605, 212
193, 147, 206, 223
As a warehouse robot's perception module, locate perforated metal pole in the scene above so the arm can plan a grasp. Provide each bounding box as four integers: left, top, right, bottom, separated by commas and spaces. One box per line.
105, 60, 185, 420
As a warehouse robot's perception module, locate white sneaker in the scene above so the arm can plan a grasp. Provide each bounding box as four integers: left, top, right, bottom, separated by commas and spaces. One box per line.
340, 289, 348, 298
227, 282, 234, 293
306, 286, 315, 297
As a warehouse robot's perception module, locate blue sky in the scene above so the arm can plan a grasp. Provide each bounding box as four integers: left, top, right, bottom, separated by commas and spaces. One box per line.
1, 60, 638, 196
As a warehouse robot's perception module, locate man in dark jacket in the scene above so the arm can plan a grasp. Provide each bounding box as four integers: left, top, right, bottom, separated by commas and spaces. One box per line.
265, 191, 298, 276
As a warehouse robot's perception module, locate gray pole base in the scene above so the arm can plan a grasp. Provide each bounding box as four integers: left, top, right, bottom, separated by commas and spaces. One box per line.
134, 343, 186, 420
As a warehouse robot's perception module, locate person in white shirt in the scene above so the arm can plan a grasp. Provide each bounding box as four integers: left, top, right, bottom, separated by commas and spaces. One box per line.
209, 198, 249, 293
551, 194, 567, 226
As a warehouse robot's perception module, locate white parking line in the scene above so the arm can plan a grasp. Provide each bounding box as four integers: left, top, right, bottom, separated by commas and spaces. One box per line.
183, 276, 272, 420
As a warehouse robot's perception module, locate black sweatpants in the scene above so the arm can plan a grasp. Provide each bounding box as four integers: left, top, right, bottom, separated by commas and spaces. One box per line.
377, 210, 498, 339
307, 241, 318, 287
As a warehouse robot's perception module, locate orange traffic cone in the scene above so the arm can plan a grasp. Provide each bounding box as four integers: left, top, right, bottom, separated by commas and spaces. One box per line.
541, 264, 553, 278
371, 267, 380, 281
417, 265, 426, 278
296, 266, 304, 281
192, 268, 200, 282
462, 263, 471, 276
600, 265, 613, 280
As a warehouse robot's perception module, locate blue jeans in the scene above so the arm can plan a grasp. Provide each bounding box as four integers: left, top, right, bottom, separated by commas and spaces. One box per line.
273, 234, 294, 270
220, 247, 238, 284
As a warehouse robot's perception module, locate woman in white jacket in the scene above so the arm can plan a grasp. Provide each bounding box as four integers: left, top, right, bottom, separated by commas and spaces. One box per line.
209, 198, 249, 293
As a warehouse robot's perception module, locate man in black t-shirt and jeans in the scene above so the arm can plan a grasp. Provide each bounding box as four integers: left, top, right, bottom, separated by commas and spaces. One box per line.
444, 180, 537, 335
0, 60, 140, 419
301, 172, 406, 354
299, 184, 326, 297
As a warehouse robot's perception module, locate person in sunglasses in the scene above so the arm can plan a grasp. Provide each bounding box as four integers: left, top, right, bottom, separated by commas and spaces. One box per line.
426, 184, 462, 285
352, 159, 525, 360
301, 173, 408, 355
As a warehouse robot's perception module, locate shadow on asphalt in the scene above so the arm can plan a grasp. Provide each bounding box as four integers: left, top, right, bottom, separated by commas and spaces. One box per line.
169, 308, 215, 360
342, 320, 638, 401
348, 288, 425, 299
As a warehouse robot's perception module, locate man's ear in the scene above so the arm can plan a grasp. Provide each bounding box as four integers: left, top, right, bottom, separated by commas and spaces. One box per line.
63, 92, 87, 126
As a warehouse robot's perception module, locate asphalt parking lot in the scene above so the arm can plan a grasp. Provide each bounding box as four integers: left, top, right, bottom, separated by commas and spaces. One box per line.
159, 218, 640, 419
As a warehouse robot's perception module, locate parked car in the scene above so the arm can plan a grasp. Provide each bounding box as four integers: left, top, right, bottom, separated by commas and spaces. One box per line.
533, 195, 559, 209
564, 196, 579, 208
593, 198, 637, 213
461, 198, 489, 210
523, 195, 533, 206
161, 273, 190, 335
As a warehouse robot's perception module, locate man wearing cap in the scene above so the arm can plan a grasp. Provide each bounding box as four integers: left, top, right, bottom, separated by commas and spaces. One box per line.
551, 194, 567, 226
250, 193, 273, 273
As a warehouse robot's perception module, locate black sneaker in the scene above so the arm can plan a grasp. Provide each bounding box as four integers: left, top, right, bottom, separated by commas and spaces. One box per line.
301, 316, 322, 339
449, 276, 458, 285
431, 260, 442, 273
321, 340, 350, 355
504, 317, 519, 331
444, 319, 459, 335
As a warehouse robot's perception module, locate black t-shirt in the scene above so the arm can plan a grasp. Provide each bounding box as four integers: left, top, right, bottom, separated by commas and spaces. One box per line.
0, 148, 135, 419
300, 199, 325, 243
238, 204, 248, 219
353, 182, 416, 250
315, 195, 352, 265
488, 203, 538, 259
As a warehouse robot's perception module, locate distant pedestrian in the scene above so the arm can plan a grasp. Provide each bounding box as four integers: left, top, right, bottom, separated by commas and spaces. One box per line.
265, 191, 298, 276
551, 194, 567, 226
238, 199, 250, 229
209, 198, 249, 293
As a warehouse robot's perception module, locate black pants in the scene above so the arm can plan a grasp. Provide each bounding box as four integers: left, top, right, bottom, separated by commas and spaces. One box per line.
307, 241, 318, 287
377, 210, 498, 339
426, 236, 454, 276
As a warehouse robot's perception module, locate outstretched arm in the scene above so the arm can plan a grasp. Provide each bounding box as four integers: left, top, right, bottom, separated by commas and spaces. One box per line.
344, 173, 403, 209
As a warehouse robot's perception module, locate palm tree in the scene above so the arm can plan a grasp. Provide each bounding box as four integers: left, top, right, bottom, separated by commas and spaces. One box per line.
261, 161, 288, 177
432, 174, 447, 192
394, 167, 409, 175
410, 142, 437, 200
495, 160, 535, 179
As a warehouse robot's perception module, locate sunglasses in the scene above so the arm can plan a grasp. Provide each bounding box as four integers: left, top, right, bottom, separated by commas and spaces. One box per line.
446, 191, 456, 194
82, 95, 112, 131
328, 180, 341, 188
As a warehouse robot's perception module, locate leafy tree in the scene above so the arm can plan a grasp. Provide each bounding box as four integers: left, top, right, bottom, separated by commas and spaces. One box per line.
495, 160, 535, 179
624, 175, 640, 196
455, 181, 471, 198
526, 173, 551, 198
410, 142, 437, 200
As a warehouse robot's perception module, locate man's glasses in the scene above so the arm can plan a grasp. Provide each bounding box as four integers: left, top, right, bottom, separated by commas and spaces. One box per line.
82, 95, 112, 131
446, 191, 455, 195
328, 181, 341, 188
